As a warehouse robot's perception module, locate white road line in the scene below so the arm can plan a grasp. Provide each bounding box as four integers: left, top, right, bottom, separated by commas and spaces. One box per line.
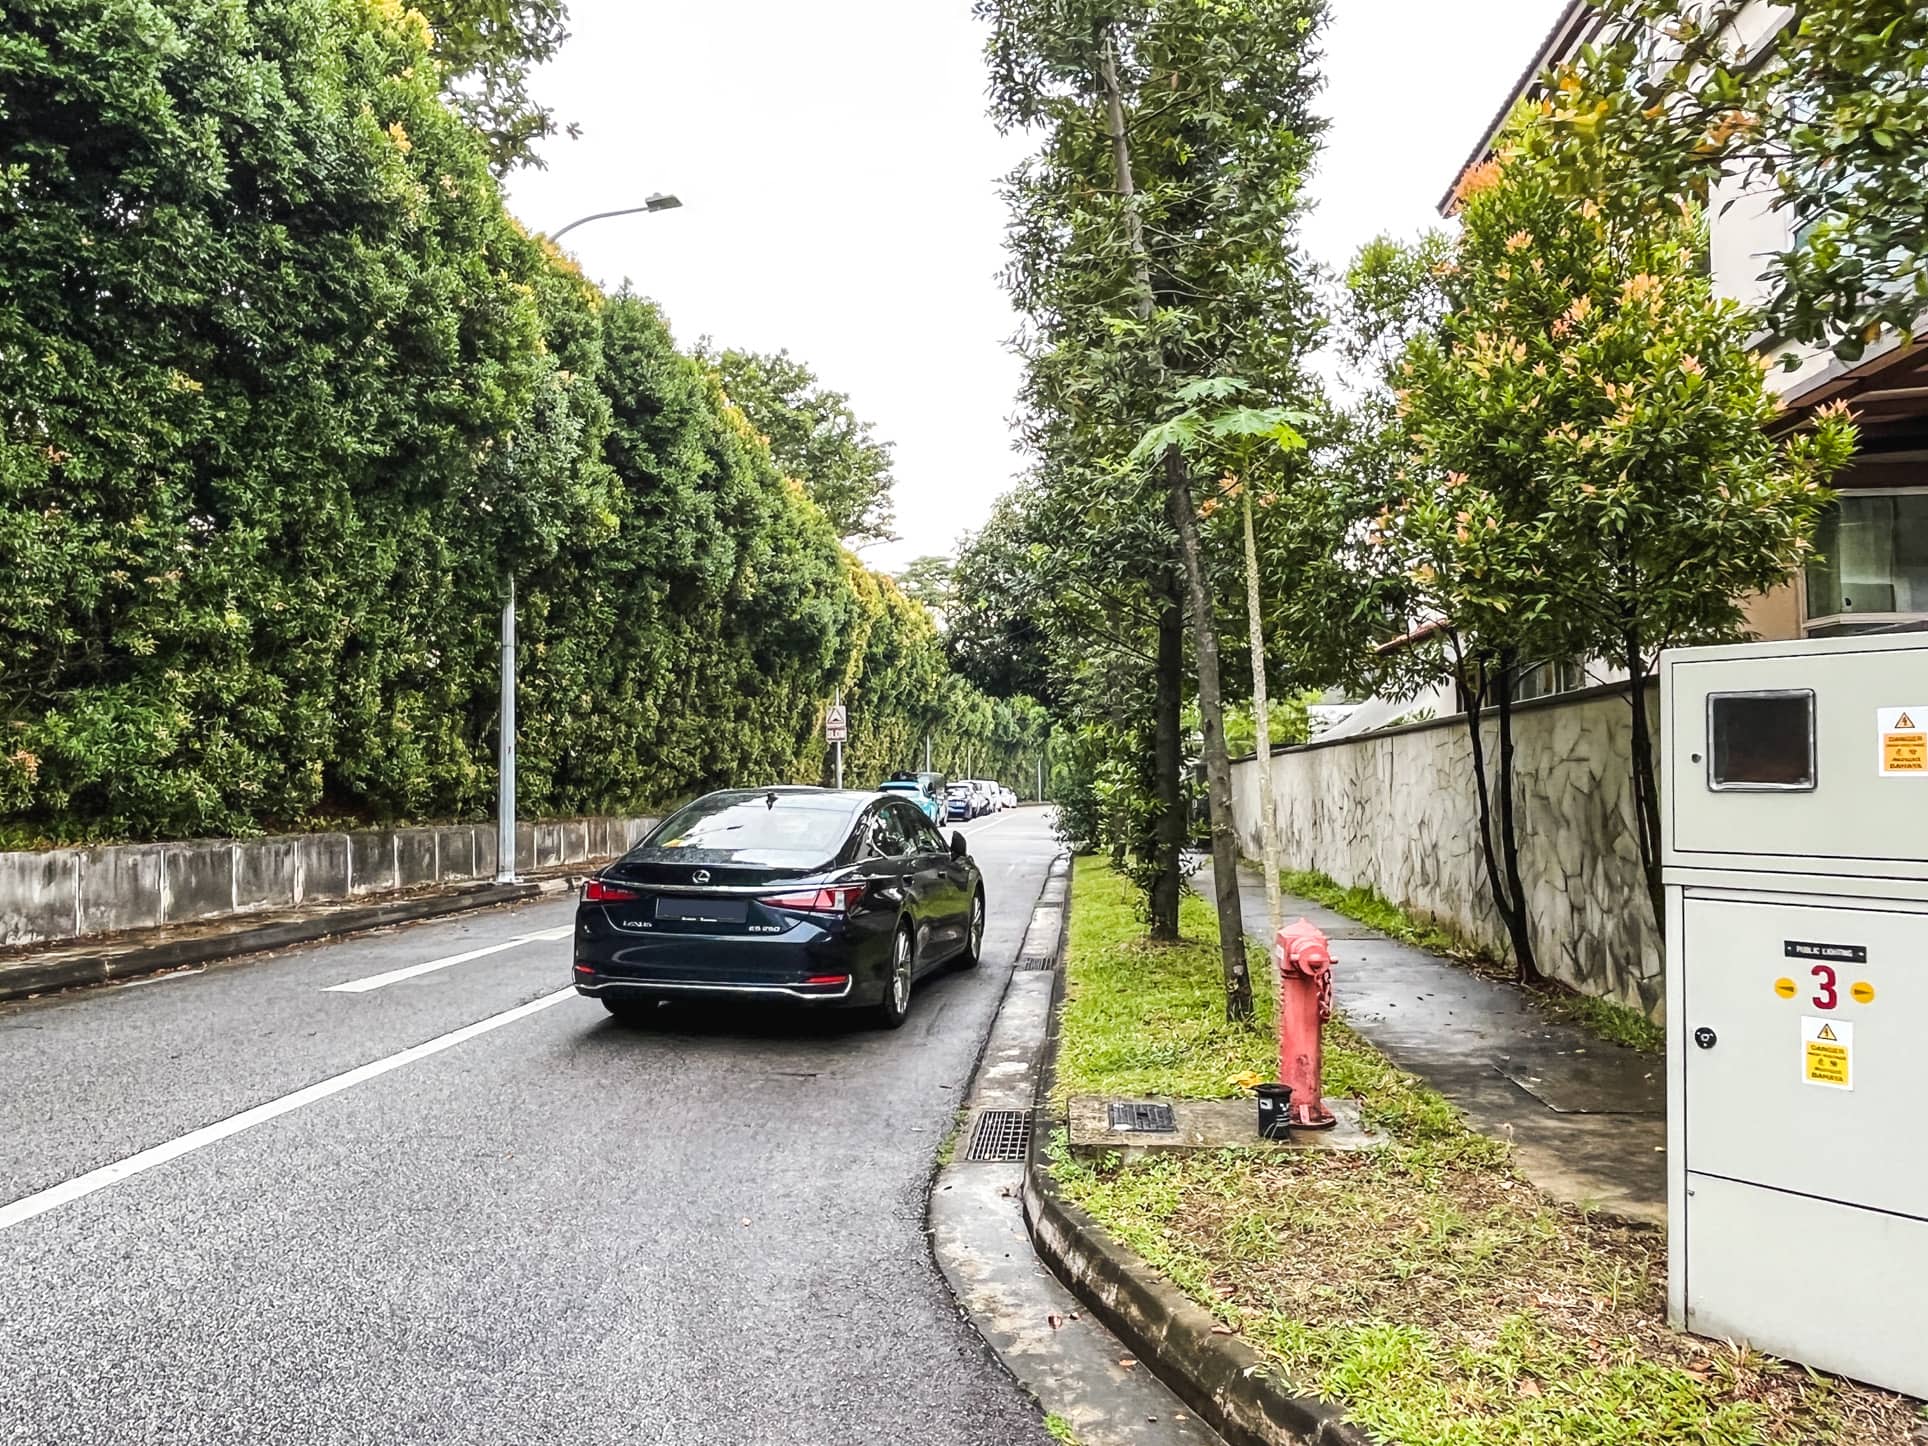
323, 927, 573, 994
0, 988, 578, 1235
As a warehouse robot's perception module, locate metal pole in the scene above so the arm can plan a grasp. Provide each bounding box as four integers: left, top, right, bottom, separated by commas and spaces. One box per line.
925, 734, 931, 772
1037, 755, 1044, 803
495, 575, 517, 884
834, 690, 844, 791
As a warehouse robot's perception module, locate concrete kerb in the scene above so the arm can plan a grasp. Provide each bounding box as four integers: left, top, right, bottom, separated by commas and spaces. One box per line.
1017, 864, 1371, 1446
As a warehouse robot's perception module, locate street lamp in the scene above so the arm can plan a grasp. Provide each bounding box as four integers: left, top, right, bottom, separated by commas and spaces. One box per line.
494, 192, 684, 885
549, 193, 683, 243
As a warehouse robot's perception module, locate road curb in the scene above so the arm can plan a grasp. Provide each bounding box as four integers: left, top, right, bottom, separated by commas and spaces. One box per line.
0, 877, 575, 1004
1020, 865, 1370, 1446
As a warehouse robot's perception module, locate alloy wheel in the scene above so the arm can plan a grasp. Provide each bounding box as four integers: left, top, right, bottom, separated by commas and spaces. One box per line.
892, 928, 912, 1012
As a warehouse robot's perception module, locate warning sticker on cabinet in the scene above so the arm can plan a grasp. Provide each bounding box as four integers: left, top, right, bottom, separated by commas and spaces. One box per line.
1878, 707, 1927, 776
1803, 1016, 1853, 1089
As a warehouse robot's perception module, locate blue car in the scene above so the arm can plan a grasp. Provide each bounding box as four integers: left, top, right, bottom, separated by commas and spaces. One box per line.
879, 771, 945, 825
945, 783, 976, 821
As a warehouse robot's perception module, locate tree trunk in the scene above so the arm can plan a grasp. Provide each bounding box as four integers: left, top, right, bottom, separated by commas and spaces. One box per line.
1492, 652, 1542, 985
1169, 447, 1254, 1020
1456, 645, 1540, 984
1148, 565, 1186, 941
1098, 24, 1249, 1015
1242, 487, 1283, 945
1622, 634, 1665, 932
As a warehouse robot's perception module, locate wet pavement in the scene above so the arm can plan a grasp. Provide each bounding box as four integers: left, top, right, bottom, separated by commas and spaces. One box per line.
1197, 862, 1665, 1225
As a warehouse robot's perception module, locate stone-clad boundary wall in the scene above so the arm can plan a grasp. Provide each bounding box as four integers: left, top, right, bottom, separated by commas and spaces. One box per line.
0, 817, 657, 949
1229, 682, 1663, 1018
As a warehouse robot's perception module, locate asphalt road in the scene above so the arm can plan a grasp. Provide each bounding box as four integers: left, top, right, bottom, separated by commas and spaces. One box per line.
0, 807, 1062, 1446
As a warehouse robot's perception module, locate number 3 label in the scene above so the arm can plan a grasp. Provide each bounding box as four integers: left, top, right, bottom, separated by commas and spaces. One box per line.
1811, 964, 1838, 1011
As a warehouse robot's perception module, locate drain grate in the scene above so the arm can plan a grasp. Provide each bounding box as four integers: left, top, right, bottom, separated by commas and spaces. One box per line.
1108, 1101, 1178, 1133
964, 1109, 1033, 1162
1019, 952, 1057, 970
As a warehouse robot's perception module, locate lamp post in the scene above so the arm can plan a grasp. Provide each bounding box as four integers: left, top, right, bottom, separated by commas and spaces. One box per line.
550, 193, 682, 243
494, 193, 683, 885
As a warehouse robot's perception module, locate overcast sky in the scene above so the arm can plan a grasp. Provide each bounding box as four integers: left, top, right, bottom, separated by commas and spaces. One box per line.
505, 0, 1568, 574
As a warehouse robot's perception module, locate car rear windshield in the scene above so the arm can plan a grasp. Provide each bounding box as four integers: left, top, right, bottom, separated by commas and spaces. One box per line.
635, 793, 856, 867
947, 784, 972, 796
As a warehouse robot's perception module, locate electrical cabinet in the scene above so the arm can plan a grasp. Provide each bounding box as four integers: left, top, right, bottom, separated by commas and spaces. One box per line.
1663, 632, 1928, 1400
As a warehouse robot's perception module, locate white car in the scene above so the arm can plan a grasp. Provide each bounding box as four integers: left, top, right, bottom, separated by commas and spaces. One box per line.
1000, 786, 1017, 809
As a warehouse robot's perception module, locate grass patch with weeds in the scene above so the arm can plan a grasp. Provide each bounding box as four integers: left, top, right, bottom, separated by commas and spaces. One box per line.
1051, 860, 1922, 1446
1055, 856, 1275, 1102
1042, 1414, 1080, 1444
1279, 866, 1665, 1056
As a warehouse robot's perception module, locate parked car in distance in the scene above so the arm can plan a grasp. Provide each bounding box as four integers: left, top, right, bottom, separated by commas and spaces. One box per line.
1000, 786, 1018, 810
945, 782, 978, 820
879, 770, 945, 825
574, 787, 986, 1028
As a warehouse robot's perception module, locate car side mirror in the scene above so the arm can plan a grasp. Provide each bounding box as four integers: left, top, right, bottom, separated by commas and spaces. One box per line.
949, 832, 969, 861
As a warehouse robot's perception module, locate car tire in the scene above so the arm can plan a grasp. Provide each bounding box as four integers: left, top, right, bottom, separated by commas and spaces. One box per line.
874, 922, 915, 1029
959, 888, 986, 968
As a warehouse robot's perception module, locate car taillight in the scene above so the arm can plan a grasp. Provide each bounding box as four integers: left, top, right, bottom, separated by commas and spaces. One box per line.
583, 878, 640, 903
760, 885, 865, 913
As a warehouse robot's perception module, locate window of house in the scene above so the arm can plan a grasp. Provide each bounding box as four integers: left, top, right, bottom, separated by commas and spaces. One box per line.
1511, 658, 1592, 703
1804, 491, 1928, 635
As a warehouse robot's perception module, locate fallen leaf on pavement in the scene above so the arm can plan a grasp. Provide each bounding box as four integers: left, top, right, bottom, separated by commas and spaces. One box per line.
1119, 1358, 1137, 1369
1047, 1314, 1064, 1330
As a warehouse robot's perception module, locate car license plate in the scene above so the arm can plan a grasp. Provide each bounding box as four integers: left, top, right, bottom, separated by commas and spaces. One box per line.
655, 897, 748, 925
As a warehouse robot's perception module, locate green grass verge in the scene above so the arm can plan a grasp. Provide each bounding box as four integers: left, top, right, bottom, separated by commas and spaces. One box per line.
1054, 857, 1276, 1102
1041, 1414, 1080, 1444
1050, 861, 1919, 1446
1278, 866, 1666, 1055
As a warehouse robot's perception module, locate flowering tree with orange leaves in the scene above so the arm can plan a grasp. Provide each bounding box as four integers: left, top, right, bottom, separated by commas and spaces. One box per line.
1376, 96, 1854, 962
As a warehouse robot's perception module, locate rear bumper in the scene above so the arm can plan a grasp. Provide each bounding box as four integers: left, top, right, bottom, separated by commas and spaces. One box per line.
572, 912, 888, 1007
574, 973, 856, 1003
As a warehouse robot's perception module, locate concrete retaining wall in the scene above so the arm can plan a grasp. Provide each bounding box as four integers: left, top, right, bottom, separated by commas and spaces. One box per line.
1229, 682, 1663, 1018
0, 817, 657, 949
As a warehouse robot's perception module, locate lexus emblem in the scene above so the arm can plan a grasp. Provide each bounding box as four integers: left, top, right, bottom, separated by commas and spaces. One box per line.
691, 869, 711, 885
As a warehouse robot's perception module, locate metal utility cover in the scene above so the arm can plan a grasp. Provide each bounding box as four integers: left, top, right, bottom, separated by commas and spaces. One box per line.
1107, 1101, 1178, 1133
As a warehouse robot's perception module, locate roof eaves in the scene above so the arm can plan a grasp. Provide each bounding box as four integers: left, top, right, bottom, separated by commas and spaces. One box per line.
1436, 0, 1605, 217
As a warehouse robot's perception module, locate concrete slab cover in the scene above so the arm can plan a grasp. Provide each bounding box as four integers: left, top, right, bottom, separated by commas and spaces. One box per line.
1068, 1096, 1384, 1153
163, 842, 236, 923
78, 845, 167, 935
0, 850, 80, 947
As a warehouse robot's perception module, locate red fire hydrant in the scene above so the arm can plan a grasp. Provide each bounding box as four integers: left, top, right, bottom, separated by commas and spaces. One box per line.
1275, 918, 1336, 1129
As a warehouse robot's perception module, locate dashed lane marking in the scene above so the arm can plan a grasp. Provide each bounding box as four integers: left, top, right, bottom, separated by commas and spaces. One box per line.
324, 927, 573, 994
0, 989, 578, 1235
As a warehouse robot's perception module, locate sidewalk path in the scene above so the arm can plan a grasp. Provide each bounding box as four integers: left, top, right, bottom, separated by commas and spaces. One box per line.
1196, 862, 1665, 1226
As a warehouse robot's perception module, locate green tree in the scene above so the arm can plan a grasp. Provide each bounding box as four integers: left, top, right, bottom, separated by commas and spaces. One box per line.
1564, 0, 1928, 359
894, 555, 956, 622
413, 0, 573, 174
706, 348, 898, 545
1374, 94, 1855, 968
979, 0, 1328, 1013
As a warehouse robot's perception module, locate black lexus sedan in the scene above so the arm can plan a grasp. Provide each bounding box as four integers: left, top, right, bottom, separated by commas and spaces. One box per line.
573, 787, 987, 1028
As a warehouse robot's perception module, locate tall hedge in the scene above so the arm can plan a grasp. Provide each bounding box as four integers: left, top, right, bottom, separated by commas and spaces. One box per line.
0, 0, 1040, 844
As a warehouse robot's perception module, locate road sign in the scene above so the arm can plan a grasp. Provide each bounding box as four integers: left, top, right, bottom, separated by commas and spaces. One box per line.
825, 705, 848, 743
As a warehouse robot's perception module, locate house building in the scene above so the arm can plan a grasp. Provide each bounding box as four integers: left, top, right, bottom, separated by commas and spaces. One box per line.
1445, 0, 1928, 645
